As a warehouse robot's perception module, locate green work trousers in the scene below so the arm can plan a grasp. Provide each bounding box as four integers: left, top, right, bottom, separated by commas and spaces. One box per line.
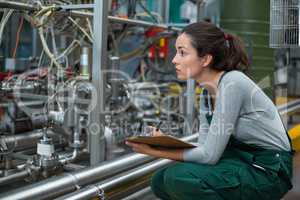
150, 137, 293, 200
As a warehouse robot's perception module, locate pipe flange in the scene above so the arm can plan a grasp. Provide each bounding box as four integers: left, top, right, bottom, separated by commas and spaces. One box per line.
93, 185, 105, 200
66, 173, 81, 190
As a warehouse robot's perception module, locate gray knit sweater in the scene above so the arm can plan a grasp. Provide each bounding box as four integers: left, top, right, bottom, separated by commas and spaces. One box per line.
183, 70, 291, 164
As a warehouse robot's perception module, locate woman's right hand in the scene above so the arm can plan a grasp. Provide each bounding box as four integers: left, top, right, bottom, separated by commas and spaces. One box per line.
147, 126, 165, 136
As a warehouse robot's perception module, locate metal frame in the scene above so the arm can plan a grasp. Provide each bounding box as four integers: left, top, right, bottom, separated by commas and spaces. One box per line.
186, 79, 195, 135
277, 99, 300, 115
89, 0, 107, 165
0, 1, 199, 198
0, 1, 182, 32
60, 4, 94, 10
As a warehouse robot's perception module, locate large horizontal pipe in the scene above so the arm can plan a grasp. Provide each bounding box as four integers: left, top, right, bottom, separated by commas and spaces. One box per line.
56, 159, 172, 200
0, 129, 61, 151
0, 1, 181, 32
0, 155, 155, 199
0, 134, 197, 200
122, 186, 153, 200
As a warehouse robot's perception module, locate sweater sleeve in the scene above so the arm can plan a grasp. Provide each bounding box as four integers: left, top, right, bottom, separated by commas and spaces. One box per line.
196, 89, 210, 145
183, 80, 244, 165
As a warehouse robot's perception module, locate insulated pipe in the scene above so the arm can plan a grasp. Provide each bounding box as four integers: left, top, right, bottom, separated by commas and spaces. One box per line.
56, 159, 172, 200
0, 134, 197, 200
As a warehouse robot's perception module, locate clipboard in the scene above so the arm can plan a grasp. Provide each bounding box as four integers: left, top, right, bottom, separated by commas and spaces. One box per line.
126, 135, 196, 148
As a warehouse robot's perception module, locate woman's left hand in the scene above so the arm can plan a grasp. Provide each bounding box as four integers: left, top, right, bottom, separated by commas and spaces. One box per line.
126, 141, 156, 156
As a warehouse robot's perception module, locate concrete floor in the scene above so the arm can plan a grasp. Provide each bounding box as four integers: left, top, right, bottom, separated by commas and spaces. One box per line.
284, 152, 300, 200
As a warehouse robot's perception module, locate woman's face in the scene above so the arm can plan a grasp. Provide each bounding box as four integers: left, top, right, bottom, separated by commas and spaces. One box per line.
172, 33, 206, 80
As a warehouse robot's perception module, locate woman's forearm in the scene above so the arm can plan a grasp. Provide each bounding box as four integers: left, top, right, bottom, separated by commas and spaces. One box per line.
148, 148, 184, 162
126, 141, 185, 162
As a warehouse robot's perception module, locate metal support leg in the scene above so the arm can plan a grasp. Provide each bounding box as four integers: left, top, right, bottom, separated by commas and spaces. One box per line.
89, 0, 108, 165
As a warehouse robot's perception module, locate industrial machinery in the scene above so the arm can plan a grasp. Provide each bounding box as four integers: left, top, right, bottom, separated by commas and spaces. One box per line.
0, 1, 200, 199
0, 1, 299, 200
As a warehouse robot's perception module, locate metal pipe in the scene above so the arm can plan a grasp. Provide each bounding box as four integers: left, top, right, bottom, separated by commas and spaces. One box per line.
0, 100, 45, 108
89, 0, 107, 165
71, 11, 181, 31
0, 0, 36, 11
59, 4, 94, 10
0, 169, 30, 186
69, 11, 181, 31
277, 99, 300, 115
11, 152, 33, 160
0, 129, 61, 151
56, 159, 172, 200
122, 186, 153, 200
0, 1, 181, 32
58, 149, 88, 165
0, 149, 86, 188
0, 154, 155, 199
109, 56, 121, 100
62, 109, 82, 164
108, 16, 181, 31
0, 134, 197, 200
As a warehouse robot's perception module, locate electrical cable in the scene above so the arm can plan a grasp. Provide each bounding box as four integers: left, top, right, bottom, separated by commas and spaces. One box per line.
0, 9, 14, 47
38, 25, 63, 69
67, 16, 93, 43
85, 18, 93, 39
12, 16, 24, 58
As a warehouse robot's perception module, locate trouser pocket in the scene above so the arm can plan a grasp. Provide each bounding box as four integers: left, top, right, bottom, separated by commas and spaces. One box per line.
201, 167, 241, 200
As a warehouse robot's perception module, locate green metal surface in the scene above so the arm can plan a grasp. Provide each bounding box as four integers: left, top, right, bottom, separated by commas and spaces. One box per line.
220, 0, 274, 98
169, 0, 184, 23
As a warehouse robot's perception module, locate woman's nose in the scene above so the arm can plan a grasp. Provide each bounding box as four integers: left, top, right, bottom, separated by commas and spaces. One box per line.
172, 54, 178, 65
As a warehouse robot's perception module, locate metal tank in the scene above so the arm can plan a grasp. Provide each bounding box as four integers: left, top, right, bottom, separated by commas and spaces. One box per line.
220, 0, 274, 98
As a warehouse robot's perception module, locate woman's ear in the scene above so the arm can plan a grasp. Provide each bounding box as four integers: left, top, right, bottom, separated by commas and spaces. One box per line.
201, 54, 213, 68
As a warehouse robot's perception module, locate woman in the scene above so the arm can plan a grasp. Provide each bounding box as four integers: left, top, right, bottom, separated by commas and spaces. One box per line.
126, 21, 293, 200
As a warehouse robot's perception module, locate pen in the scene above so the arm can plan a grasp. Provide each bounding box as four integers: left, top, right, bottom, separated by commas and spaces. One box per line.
156, 121, 163, 131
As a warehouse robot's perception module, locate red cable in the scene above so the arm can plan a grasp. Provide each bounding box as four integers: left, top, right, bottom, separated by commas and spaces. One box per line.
12, 16, 24, 58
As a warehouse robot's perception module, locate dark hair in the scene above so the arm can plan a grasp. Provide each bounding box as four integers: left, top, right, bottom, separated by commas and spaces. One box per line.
182, 21, 249, 72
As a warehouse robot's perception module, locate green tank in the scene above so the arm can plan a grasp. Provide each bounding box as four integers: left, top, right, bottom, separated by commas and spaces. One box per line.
220, 0, 274, 98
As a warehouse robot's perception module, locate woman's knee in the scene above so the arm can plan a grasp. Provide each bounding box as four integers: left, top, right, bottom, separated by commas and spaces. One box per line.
163, 163, 205, 191
151, 167, 172, 199
151, 164, 195, 194
151, 168, 165, 188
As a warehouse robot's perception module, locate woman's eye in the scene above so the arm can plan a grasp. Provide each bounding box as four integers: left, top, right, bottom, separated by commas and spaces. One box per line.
179, 50, 185, 56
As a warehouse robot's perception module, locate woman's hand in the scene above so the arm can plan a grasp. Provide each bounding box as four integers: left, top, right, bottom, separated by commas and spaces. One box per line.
125, 141, 157, 156
147, 126, 165, 136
